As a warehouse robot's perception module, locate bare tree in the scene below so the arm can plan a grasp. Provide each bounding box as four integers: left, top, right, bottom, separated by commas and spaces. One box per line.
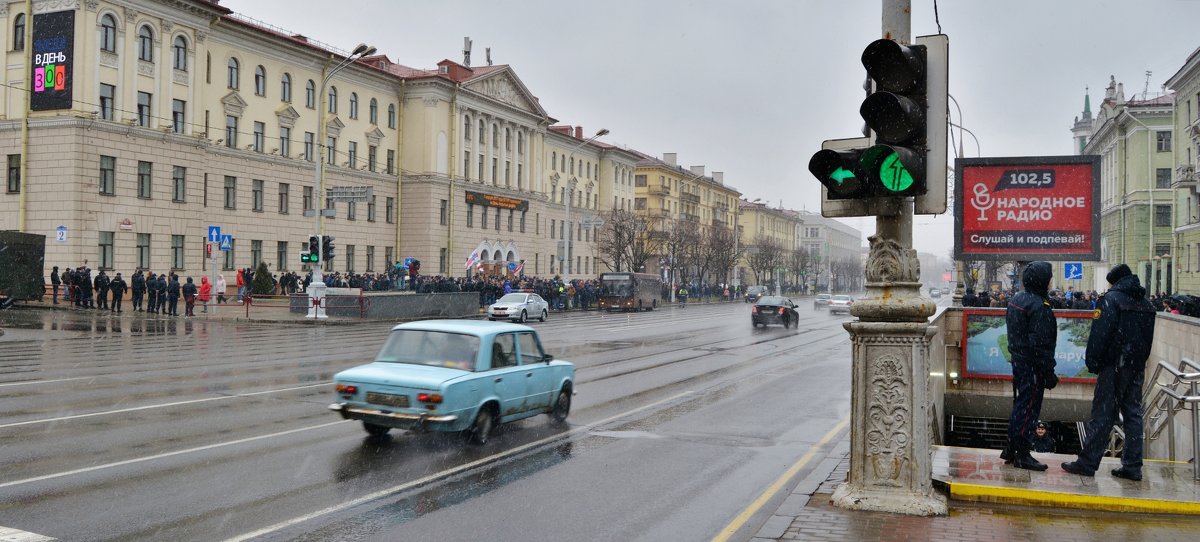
697, 223, 739, 287
597, 209, 662, 273
746, 235, 784, 285
787, 248, 813, 293
661, 217, 701, 286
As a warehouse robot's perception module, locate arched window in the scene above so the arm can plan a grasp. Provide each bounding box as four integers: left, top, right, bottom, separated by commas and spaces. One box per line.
328, 86, 338, 114
137, 25, 154, 62
387, 104, 396, 128
369, 98, 378, 124
280, 73, 292, 103
492, 125, 499, 148
172, 36, 188, 71
517, 132, 523, 154
505, 128, 511, 151
305, 79, 316, 109
12, 13, 25, 51
570, 157, 575, 174
552, 152, 557, 169
227, 57, 240, 89
99, 14, 117, 53
463, 115, 471, 140
254, 66, 266, 96
349, 92, 358, 119
478, 120, 485, 143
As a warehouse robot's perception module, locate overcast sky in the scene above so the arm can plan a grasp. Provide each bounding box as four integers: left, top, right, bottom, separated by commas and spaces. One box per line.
222, 0, 1200, 261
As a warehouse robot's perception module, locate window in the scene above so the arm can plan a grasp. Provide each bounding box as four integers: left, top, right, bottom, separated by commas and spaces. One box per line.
1157, 131, 1172, 152
1156, 204, 1172, 227
250, 240, 263, 269
387, 104, 396, 128
366, 246, 375, 272
280, 73, 292, 103
253, 121, 265, 152
505, 128, 511, 150
508, 209, 514, 231
1157, 167, 1172, 188
368, 145, 377, 172
252, 179, 264, 212
224, 176, 237, 209
99, 231, 115, 270
171, 99, 185, 133
137, 92, 151, 127
100, 14, 116, 53
172, 36, 188, 71
277, 241, 288, 272
328, 86, 337, 114
464, 115, 471, 140
279, 126, 291, 158
6, 154, 19, 193
303, 132, 314, 161
479, 120, 485, 142
1156, 243, 1171, 257
386, 197, 395, 223
492, 125, 499, 148
439, 248, 447, 274
99, 156, 116, 195
387, 150, 395, 175
552, 152, 557, 168
369, 98, 378, 124
137, 161, 152, 198
305, 79, 316, 108
440, 199, 448, 225
478, 154, 484, 181
482, 206, 489, 229
303, 186, 313, 212
225, 115, 239, 148
171, 235, 185, 269
349, 92, 358, 119
227, 58, 239, 89
492, 158, 498, 183
347, 141, 357, 168
518, 132, 524, 154
254, 65, 266, 96
135, 233, 150, 270
342, 244, 355, 272
326, 137, 337, 165
99, 84, 115, 120
467, 203, 474, 228
278, 183, 289, 214
492, 334, 517, 368
172, 166, 186, 202
463, 151, 471, 180
367, 195, 376, 222
223, 238, 235, 270
520, 211, 526, 233
138, 25, 154, 62
551, 219, 556, 239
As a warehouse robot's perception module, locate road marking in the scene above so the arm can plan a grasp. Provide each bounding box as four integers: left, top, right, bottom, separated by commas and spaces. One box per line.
0, 421, 348, 490
710, 416, 850, 542
222, 390, 696, 542
0, 526, 56, 541
0, 383, 328, 430
0, 377, 96, 388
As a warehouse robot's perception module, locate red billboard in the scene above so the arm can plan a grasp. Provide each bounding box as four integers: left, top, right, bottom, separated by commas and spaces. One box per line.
954, 155, 1100, 261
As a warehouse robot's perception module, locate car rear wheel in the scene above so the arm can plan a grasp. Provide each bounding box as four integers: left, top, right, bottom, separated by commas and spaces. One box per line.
466, 406, 496, 445
518, 310, 528, 323
539, 309, 547, 322
551, 387, 571, 422
363, 422, 390, 437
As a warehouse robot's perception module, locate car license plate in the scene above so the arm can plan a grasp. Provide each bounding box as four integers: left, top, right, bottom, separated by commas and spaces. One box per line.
367, 392, 409, 407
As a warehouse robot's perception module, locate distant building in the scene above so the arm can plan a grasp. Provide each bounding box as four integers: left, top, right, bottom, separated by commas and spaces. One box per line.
1166, 47, 1200, 294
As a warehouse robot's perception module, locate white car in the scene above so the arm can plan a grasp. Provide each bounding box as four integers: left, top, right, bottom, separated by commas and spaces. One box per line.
827, 295, 853, 315
487, 292, 549, 323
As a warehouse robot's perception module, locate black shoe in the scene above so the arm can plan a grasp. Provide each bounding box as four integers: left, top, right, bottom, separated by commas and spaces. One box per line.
1061, 461, 1094, 477
1012, 454, 1048, 471
1111, 467, 1142, 481
1000, 448, 1014, 464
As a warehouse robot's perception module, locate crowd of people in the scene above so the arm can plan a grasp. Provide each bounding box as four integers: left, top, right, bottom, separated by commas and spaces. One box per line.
50, 265, 230, 317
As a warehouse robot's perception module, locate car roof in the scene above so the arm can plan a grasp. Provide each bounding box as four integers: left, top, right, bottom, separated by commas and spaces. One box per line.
832, 294, 852, 300
390, 319, 534, 336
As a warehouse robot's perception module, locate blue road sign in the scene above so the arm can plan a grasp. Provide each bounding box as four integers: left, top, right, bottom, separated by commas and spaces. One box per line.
1064, 262, 1083, 281
208, 226, 222, 243
219, 234, 233, 251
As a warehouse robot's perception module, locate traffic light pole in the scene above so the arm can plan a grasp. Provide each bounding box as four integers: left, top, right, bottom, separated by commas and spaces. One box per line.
830, 0, 946, 517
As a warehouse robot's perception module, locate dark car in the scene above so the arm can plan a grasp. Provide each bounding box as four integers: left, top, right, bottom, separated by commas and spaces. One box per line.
744, 285, 769, 303
752, 296, 798, 328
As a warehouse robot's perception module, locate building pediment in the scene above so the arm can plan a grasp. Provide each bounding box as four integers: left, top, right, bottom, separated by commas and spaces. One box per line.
275, 104, 300, 128
325, 116, 345, 138
221, 91, 248, 117
465, 68, 547, 117
364, 126, 385, 146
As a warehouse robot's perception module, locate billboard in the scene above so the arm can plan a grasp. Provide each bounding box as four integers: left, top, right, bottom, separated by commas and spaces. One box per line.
960, 308, 1097, 383
31, 10, 74, 111
954, 155, 1100, 261
465, 190, 529, 211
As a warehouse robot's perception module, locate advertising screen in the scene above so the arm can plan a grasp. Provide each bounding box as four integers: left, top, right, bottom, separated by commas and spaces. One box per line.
961, 308, 1097, 383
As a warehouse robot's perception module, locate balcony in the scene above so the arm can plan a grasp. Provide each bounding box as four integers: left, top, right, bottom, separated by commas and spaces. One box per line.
647, 185, 669, 196
682, 213, 699, 222
681, 192, 701, 204
645, 208, 669, 219
1174, 165, 1198, 189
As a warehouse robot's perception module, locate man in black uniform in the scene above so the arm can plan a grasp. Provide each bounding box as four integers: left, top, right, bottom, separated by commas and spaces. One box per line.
131, 270, 145, 312
166, 274, 181, 316
1001, 261, 1059, 471
146, 273, 158, 313
1062, 264, 1157, 481
50, 266, 61, 304
94, 270, 110, 311
109, 273, 127, 313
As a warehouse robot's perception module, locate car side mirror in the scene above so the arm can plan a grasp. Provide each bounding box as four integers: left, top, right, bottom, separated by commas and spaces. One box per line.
543, 354, 554, 364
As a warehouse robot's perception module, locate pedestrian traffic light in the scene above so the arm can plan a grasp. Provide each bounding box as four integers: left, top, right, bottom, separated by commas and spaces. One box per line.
301, 236, 319, 263
322, 235, 335, 261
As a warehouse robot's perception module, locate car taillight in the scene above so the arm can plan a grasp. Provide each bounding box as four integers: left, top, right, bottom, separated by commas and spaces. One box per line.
335, 384, 357, 394
417, 393, 443, 403
751, 306, 758, 313
778, 307, 786, 315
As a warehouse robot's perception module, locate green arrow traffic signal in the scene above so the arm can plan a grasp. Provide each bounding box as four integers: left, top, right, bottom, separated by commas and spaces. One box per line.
809, 148, 870, 199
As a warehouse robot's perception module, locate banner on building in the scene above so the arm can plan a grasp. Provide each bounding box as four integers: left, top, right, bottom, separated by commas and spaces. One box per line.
954, 155, 1100, 261
31, 10, 74, 111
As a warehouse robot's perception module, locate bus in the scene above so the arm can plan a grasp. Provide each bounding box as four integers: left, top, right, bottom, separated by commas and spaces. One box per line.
598, 272, 661, 311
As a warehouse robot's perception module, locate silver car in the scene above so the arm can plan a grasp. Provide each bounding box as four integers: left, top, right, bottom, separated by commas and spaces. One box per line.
487, 292, 549, 323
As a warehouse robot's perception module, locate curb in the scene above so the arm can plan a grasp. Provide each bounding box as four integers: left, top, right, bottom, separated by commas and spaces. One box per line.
946, 481, 1200, 515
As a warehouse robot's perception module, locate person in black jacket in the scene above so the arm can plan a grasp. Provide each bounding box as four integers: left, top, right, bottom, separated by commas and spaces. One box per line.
1063, 264, 1157, 481
94, 270, 110, 310
1001, 261, 1058, 471
146, 273, 158, 313
50, 266, 61, 304
131, 270, 145, 312
109, 273, 127, 313
182, 277, 197, 317
166, 274, 181, 316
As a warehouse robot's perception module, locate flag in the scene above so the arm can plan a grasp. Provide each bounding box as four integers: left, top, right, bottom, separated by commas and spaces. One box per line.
513, 260, 525, 275
464, 251, 480, 270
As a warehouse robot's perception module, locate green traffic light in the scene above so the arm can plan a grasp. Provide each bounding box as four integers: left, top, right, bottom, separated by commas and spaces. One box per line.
878, 150, 914, 192
829, 167, 856, 184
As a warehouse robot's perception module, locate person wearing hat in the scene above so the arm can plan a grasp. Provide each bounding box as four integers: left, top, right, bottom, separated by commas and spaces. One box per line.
1062, 264, 1157, 481
1031, 421, 1056, 453
1001, 261, 1059, 471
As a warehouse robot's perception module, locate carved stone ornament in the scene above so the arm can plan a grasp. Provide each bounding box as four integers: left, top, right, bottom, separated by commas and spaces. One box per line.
0, 4, 10, 16
364, 127, 384, 147
474, 74, 530, 110
423, 97, 438, 107
125, 7, 138, 22
86, 0, 99, 12
137, 60, 155, 77
866, 235, 920, 283
161, 20, 173, 33
34, 0, 79, 14
867, 354, 911, 487
221, 91, 248, 118
172, 70, 189, 85
195, 30, 206, 43
99, 51, 118, 68
275, 105, 300, 129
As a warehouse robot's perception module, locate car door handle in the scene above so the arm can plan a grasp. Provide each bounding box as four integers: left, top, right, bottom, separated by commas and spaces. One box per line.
494, 377, 503, 383
526, 373, 533, 378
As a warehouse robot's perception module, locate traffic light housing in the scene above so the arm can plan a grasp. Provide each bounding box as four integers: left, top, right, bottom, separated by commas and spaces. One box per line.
322, 235, 335, 261
301, 236, 319, 263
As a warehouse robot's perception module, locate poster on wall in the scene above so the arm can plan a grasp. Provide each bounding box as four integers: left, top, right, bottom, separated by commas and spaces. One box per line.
960, 308, 1097, 383
31, 10, 74, 111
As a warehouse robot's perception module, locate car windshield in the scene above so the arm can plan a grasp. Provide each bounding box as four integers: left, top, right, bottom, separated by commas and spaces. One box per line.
748, 286, 767, 294
375, 329, 480, 371
832, 295, 852, 301
757, 296, 787, 306
496, 293, 529, 304
817, 294, 831, 299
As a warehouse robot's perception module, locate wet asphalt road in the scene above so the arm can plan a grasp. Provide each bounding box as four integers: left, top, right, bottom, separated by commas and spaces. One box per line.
0, 300, 855, 541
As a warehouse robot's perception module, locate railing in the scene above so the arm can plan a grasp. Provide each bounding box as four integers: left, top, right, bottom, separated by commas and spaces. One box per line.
1145, 357, 1200, 480
243, 291, 369, 319
646, 185, 669, 196
1174, 165, 1198, 187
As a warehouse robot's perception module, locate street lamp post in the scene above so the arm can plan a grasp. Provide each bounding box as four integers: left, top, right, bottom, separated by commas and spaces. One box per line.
563, 128, 609, 278
307, 43, 375, 319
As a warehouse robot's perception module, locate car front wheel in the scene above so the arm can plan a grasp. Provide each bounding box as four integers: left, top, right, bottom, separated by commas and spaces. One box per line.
466, 407, 495, 445
540, 309, 548, 322
552, 387, 571, 422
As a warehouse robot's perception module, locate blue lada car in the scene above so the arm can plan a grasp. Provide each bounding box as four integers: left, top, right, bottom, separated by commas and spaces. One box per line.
329, 320, 575, 445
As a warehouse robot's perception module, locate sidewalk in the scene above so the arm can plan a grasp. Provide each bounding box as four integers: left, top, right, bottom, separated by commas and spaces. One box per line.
753, 442, 1200, 541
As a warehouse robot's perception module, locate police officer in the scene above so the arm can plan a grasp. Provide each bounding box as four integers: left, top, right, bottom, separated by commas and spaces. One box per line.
131, 270, 145, 312
1001, 261, 1058, 471
146, 273, 158, 313
166, 274, 181, 316
109, 272, 127, 313
94, 270, 110, 310
1062, 264, 1156, 481
50, 266, 61, 304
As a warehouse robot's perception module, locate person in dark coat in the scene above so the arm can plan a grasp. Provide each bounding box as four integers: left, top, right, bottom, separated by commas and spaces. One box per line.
50, 266, 61, 304
94, 270, 110, 310
1001, 261, 1058, 471
166, 274, 181, 316
1063, 264, 1157, 481
109, 273, 127, 313
131, 270, 145, 312
182, 277, 197, 317
146, 273, 158, 313
79, 268, 94, 308
1030, 421, 1056, 453
962, 288, 977, 308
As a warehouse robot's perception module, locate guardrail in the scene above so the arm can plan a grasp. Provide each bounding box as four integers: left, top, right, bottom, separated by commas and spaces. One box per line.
243, 292, 370, 319
1147, 357, 1200, 480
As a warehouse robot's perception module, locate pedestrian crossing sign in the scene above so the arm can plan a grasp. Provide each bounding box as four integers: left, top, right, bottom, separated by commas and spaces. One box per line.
219, 234, 233, 251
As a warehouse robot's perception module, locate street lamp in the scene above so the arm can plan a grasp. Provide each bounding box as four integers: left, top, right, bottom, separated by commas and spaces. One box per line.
563, 128, 609, 278
307, 43, 376, 318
